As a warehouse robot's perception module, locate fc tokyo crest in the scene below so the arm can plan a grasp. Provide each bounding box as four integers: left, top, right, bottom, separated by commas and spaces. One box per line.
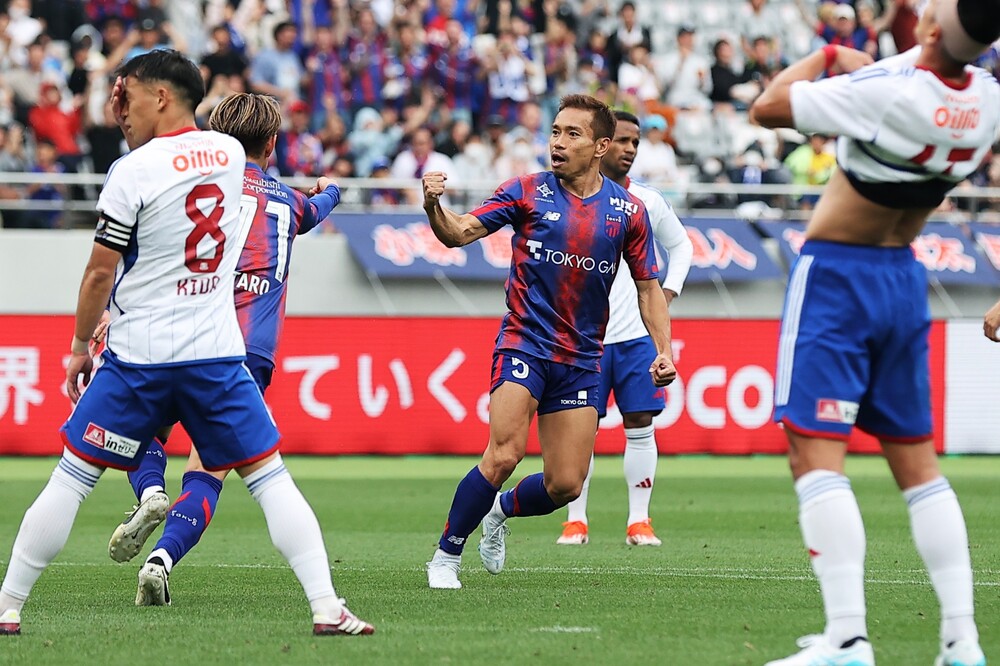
604, 215, 623, 238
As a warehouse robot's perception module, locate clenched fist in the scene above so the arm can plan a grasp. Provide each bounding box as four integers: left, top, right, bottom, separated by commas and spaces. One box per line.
422, 171, 448, 208
649, 353, 677, 387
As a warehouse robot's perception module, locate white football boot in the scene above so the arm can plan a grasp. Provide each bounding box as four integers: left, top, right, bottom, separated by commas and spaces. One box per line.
478, 495, 509, 575
426, 549, 462, 589
109, 491, 170, 563
765, 635, 875, 666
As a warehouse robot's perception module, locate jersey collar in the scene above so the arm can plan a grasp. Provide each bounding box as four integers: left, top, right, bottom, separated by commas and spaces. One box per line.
157, 126, 199, 138
915, 65, 972, 91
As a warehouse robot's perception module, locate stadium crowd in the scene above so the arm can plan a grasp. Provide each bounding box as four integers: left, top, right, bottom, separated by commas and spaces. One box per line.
0, 0, 999, 228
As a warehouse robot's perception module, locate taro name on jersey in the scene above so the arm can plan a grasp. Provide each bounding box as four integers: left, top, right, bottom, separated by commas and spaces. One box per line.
471, 171, 659, 371
96, 128, 248, 365
790, 46, 1000, 206
235, 163, 338, 363
604, 178, 692, 345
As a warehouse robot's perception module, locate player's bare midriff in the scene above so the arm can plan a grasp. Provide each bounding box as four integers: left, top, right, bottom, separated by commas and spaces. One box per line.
804, 169, 937, 247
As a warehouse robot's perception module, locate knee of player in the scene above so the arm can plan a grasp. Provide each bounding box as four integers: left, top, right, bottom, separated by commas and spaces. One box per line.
483, 448, 522, 480
544, 477, 584, 505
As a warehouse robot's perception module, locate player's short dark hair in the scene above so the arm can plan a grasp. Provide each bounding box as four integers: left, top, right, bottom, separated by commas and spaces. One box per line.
956, 0, 1000, 49
557, 94, 616, 141
613, 110, 640, 129
209, 93, 281, 157
116, 49, 205, 113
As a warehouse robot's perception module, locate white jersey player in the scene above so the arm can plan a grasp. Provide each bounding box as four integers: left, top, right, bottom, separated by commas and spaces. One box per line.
98, 124, 248, 364
750, 0, 999, 663
0, 50, 373, 637
558, 110, 693, 547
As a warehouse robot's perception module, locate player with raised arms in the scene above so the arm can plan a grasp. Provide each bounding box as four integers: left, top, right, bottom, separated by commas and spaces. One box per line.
423, 94, 677, 590
99, 92, 357, 627
0, 53, 371, 636
557, 110, 693, 547
751, 0, 1000, 663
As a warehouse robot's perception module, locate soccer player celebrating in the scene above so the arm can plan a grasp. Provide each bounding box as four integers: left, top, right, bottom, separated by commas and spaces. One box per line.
423, 94, 677, 590
557, 110, 693, 547
750, 0, 999, 663
102, 93, 358, 628
0, 53, 371, 636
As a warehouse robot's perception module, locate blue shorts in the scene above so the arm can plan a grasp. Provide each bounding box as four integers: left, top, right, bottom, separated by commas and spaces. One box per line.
773, 241, 932, 442
490, 351, 600, 415
61, 352, 281, 471
246, 352, 275, 394
598, 336, 666, 419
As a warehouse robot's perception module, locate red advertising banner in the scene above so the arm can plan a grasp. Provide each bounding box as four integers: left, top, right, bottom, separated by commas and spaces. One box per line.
0, 316, 945, 456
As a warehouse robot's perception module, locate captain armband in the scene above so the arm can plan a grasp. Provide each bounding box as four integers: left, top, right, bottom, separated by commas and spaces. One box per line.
94, 213, 132, 250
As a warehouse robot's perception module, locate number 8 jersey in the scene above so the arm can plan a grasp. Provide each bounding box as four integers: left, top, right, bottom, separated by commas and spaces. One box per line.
95, 127, 249, 365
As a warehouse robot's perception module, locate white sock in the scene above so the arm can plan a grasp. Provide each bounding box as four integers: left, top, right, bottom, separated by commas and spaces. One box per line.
244, 456, 342, 619
624, 425, 657, 525
565, 454, 594, 524
140, 486, 165, 503
904, 477, 978, 646
146, 548, 174, 573
794, 470, 867, 647
432, 548, 460, 564
0, 450, 103, 610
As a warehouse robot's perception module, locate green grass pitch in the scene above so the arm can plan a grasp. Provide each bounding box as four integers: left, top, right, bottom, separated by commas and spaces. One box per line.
0, 455, 996, 665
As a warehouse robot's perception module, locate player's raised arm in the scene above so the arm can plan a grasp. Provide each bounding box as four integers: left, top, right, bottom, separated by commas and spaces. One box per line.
422, 171, 489, 247
300, 176, 341, 233
749, 45, 873, 129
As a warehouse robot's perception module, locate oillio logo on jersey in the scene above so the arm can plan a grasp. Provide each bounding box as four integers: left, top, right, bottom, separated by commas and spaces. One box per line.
933, 105, 980, 131
609, 196, 639, 216
815, 399, 859, 425
83, 422, 141, 459
524, 239, 616, 274
173, 149, 231, 175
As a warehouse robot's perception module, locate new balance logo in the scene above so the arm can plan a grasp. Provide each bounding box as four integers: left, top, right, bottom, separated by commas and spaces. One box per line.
635, 478, 653, 489
541, 211, 561, 221
447, 536, 465, 546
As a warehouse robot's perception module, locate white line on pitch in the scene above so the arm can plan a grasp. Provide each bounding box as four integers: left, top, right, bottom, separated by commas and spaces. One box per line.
532, 626, 598, 634
12, 561, 999, 587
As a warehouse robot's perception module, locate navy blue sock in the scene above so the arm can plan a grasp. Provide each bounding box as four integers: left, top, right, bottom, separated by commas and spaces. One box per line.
128, 438, 167, 501
153, 471, 223, 566
499, 473, 560, 517
438, 466, 499, 555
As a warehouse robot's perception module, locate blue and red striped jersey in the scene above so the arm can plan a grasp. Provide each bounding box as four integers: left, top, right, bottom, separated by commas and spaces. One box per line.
471, 171, 659, 371
235, 163, 340, 364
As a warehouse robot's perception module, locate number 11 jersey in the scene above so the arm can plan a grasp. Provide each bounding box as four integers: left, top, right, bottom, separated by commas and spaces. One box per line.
95, 127, 249, 365
234, 163, 338, 365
